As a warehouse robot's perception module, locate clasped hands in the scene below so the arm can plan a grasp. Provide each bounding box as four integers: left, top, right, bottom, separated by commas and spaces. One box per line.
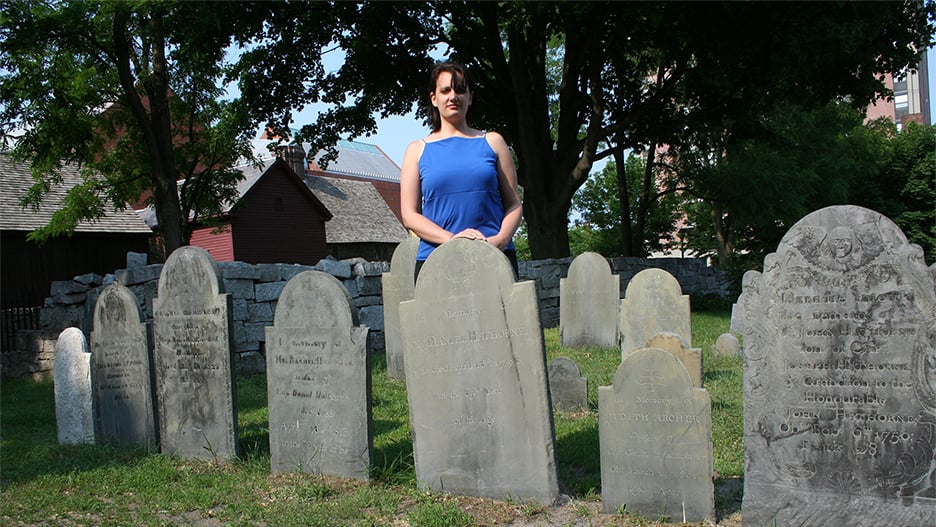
449, 229, 508, 250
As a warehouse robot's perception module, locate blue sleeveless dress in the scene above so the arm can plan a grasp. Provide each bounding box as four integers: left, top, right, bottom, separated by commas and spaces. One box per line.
416, 135, 514, 261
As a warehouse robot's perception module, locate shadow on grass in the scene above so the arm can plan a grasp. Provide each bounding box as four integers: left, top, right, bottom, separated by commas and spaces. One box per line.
0, 377, 155, 487
554, 417, 602, 498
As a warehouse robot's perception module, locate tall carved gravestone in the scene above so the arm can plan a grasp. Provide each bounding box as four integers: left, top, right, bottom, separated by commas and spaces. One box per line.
400, 239, 560, 505
381, 236, 418, 379
53, 327, 95, 445
742, 205, 936, 526
620, 268, 691, 361
599, 347, 714, 522
560, 251, 619, 348
91, 283, 157, 447
153, 246, 239, 461
266, 270, 371, 478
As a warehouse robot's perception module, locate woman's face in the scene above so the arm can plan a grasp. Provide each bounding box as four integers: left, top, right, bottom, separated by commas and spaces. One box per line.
431, 71, 471, 121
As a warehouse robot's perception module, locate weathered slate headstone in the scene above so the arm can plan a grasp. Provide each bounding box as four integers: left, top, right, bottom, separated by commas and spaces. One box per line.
599, 347, 714, 522
266, 270, 371, 478
713, 333, 740, 358
153, 246, 239, 461
560, 251, 619, 348
91, 283, 157, 447
645, 331, 703, 388
54, 327, 95, 445
619, 268, 691, 361
400, 238, 560, 505
742, 205, 936, 526
548, 357, 588, 412
381, 236, 418, 379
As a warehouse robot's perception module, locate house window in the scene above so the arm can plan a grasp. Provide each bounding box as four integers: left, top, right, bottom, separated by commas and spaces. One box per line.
274, 197, 284, 212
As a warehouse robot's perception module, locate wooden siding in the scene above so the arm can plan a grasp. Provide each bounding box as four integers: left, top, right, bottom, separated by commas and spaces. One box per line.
1, 232, 150, 309
190, 223, 235, 262
230, 165, 329, 265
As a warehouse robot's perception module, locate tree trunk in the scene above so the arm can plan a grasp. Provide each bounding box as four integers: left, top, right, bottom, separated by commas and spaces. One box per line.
614, 147, 635, 256
112, 6, 185, 256
710, 201, 733, 267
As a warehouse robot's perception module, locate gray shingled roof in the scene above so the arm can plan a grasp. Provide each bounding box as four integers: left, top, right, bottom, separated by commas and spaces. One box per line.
304, 175, 407, 244
0, 153, 153, 234
250, 138, 400, 183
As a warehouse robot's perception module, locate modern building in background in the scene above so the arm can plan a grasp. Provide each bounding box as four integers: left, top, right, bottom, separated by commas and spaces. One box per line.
867, 49, 932, 128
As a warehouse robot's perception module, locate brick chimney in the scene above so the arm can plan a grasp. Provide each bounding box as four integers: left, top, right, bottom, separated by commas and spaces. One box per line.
280, 144, 307, 176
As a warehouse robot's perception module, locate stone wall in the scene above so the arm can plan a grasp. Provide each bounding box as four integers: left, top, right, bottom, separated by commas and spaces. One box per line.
3, 253, 729, 378
520, 256, 731, 328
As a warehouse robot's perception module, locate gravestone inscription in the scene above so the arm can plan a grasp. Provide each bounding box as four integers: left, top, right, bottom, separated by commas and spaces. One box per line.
91, 283, 157, 447
548, 357, 588, 412
266, 270, 371, 478
400, 239, 560, 505
560, 251, 619, 348
742, 205, 936, 527
381, 236, 418, 379
153, 246, 239, 461
54, 327, 96, 445
599, 347, 714, 522
619, 269, 691, 361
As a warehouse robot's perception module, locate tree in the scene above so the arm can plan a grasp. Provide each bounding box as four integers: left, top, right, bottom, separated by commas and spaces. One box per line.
569, 153, 681, 257
0, 1, 334, 255
675, 101, 893, 270
852, 121, 936, 263
242, 1, 933, 259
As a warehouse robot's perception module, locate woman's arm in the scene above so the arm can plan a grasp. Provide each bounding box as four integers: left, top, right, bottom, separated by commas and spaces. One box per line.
485, 132, 523, 250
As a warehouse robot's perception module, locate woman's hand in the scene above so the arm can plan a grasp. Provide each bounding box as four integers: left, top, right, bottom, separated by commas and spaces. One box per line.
450, 228, 487, 241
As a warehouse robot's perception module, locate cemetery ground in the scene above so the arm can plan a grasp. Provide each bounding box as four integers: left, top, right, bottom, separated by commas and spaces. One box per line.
1, 309, 742, 527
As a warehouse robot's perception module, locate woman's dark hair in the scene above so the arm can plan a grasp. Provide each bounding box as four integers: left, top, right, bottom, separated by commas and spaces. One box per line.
427, 61, 471, 132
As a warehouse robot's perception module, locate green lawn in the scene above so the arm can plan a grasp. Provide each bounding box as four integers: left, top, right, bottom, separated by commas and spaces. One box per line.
1, 309, 740, 526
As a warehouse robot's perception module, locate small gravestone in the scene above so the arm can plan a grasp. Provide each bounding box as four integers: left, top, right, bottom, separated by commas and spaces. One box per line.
91, 283, 157, 447
560, 251, 619, 348
266, 270, 371, 478
645, 331, 703, 388
599, 347, 714, 522
400, 239, 559, 505
713, 333, 740, 358
54, 328, 95, 445
742, 205, 936, 526
729, 302, 743, 335
620, 269, 691, 361
153, 246, 239, 461
548, 357, 588, 412
381, 237, 418, 379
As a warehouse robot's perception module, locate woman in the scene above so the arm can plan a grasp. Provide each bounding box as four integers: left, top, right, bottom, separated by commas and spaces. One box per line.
400, 61, 523, 280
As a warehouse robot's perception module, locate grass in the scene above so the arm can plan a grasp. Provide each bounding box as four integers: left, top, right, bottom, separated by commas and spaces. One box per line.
1, 308, 739, 526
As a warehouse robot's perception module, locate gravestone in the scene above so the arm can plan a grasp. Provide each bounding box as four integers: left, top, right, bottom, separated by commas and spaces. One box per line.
599, 347, 714, 522
620, 269, 691, 361
91, 283, 157, 447
381, 236, 418, 379
400, 238, 560, 505
713, 333, 740, 358
548, 357, 588, 412
266, 270, 371, 478
645, 331, 703, 388
560, 251, 619, 348
54, 327, 96, 445
153, 246, 239, 461
742, 205, 936, 526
